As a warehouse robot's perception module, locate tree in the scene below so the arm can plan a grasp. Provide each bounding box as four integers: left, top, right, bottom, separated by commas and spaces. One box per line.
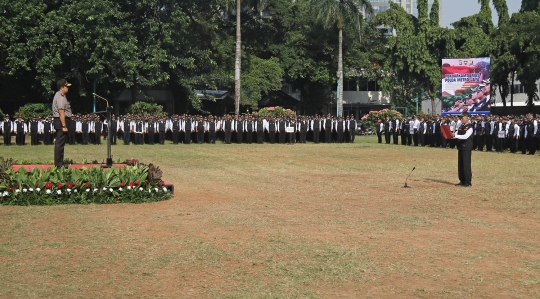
312, 0, 372, 117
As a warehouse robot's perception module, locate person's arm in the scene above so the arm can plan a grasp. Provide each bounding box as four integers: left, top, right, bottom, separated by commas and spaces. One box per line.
453, 128, 473, 139
59, 110, 68, 132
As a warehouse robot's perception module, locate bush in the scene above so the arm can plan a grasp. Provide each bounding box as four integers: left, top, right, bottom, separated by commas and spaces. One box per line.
0, 160, 172, 205
255, 106, 296, 118
15, 103, 53, 120
126, 102, 166, 117
361, 109, 404, 131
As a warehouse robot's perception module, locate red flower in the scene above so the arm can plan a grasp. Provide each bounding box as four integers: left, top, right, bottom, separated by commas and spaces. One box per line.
35, 183, 39, 187
45, 182, 53, 189
67, 182, 73, 189
84, 182, 91, 188
15, 185, 19, 189
120, 182, 126, 187
7, 186, 13, 192
134, 180, 140, 185
115, 197, 120, 201
76, 183, 81, 187
57, 183, 63, 189
158, 181, 164, 186
129, 182, 135, 187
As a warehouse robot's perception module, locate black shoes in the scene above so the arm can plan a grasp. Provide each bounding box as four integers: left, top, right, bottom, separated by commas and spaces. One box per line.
455, 182, 472, 187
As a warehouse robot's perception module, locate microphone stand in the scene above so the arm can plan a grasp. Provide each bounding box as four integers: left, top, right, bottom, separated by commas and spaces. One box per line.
92, 93, 114, 168
403, 167, 415, 188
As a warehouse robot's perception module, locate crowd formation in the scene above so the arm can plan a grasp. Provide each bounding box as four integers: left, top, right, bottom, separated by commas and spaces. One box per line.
1, 113, 362, 145
376, 113, 540, 155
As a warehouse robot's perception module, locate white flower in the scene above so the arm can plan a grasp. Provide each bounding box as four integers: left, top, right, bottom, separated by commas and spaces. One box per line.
93, 188, 98, 192
162, 187, 167, 192
74, 189, 78, 193
15, 189, 20, 193
29, 188, 33, 192
148, 189, 152, 193
57, 190, 62, 195
67, 188, 72, 193
102, 187, 107, 191
109, 188, 113, 192
139, 187, 143, 191
46, 189, 51, 194
119, 187, 123, 192
86, 188, 90, 192
154, 187, 158, 192
127, 186, 132, 190
23, 188, 27, 193
36, 188, 41, 192
3, 191, 8, 196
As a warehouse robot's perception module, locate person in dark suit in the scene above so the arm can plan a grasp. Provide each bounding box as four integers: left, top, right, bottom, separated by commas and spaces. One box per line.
452, 113, 474, 187
2, 114, 13, 146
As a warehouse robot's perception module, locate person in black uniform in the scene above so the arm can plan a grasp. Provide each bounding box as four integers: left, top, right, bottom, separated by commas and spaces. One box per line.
15, 115, 27, 145
109, 115, 118, 145
384, 116, 392, 144
245, 116, 253, 144
184, 116, 192, 144
256, 116, 264, 144
68, 116, 77, 145
268, 117, 276, 144
208, 116, 217, 144
81, 117, 90, 145
2, 115, 13, 145
158, 117, 166, 145
336, 117, 344, 143
94, 116, 103, 145
299, 117, 308, 143
324, 115, 333, 143
43, 116, 53, 145
223, 115, 232, 144
172, 116, 180, 144
312, 115, 321, 144
196, 116, 205, 144
452, 113, 474, 187
29, 115, 40, 146
147, 117, 155, 145
278, 117, 287, 144
123, 116, 132, 145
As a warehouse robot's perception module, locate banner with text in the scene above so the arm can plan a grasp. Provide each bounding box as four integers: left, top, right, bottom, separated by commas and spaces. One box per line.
441, 57, 491, 116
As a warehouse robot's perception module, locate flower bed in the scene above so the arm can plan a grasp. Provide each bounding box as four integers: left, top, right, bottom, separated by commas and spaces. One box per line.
0, 158, 172, 205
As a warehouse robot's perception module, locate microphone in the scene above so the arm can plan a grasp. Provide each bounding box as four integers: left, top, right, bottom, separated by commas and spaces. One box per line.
92, 93, 109, 107
403, 166, 415, 188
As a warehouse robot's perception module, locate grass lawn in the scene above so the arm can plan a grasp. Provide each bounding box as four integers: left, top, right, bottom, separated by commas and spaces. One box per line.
1, 136, 539, 298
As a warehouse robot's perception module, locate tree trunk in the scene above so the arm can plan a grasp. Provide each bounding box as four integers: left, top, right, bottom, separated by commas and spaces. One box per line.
337, 28, 343, 117
234, 0, 241, 116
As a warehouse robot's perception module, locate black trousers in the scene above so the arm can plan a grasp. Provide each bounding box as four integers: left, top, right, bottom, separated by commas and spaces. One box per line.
237, 131, 243, 143
31, 131, 39, 145
54, 129, 67, 167
313, 129, 320, 143
257, 130, 264, 144
184, 130, 191, 144
393, 131, 399, 144
324, 128, 332, 143
300, 129, 307, 143
377, 131, 382, 143
82, 131, 89, 145
209, 130, 216, 144
148, 130, 155, 145
246, 130, 253, 144
269, 131, 275, 144
197, 130, 204, 144
528, 136, 537, 154
350, 129, 355, 143
172, 130, 179, 144
159, 131, 165, 144
224, 129, 232, 144
279, 131, 286, 144
3, 130, 12, 145
123, 131, 131, 145
458, 150, 472, 185
485, 134, 493, 151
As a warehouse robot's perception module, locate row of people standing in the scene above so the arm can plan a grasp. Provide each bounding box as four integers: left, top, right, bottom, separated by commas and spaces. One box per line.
376, 113, 540, 155
110, 114, 360, 145
1, 115, 58, 146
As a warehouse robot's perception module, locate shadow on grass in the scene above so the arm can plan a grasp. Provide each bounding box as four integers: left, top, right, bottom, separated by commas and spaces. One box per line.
425, 178, 455, 185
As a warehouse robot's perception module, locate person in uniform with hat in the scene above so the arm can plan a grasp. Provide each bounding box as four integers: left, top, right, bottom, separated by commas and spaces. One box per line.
452, 113, 474, 187
52, 79, 72, 167
1, 114, 13, 146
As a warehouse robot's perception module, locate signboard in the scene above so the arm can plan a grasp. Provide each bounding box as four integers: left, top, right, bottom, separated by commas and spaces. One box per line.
441, 57, 491, 116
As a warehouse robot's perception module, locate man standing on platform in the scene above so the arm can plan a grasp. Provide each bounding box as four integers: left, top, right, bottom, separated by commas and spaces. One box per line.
52, 79, 72, 167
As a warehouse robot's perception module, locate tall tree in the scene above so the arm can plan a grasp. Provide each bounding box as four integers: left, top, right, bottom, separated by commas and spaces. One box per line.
312, 0, 372, 117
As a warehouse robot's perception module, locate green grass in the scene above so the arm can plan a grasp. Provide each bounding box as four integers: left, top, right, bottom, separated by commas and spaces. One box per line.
0, 136, 539, 298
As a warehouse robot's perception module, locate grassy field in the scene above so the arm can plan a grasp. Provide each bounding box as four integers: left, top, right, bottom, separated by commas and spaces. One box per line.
1, 136, 539, 298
